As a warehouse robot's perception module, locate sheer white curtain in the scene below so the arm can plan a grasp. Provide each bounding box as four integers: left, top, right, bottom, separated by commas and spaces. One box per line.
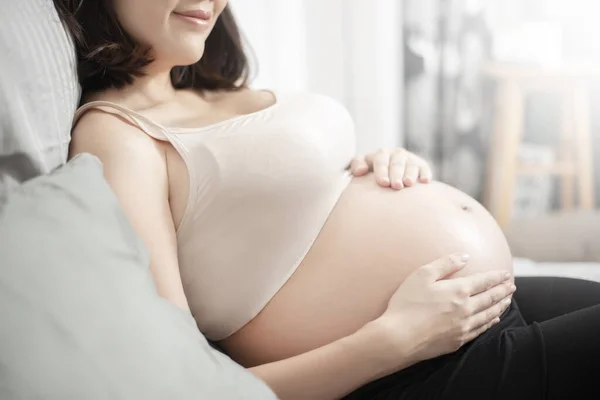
230, 0, 405, 155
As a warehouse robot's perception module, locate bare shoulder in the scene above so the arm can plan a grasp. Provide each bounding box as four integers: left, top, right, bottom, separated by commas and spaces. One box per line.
70, 108, 163, 162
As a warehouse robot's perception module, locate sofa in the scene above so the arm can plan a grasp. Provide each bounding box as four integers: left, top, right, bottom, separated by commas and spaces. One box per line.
0, 1, 276, 399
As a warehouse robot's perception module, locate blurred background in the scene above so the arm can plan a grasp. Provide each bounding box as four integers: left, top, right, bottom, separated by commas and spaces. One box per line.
231, 0, 600, 276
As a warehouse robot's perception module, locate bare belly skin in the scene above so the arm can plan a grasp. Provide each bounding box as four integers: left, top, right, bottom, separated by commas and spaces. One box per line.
219, 176, 514, 367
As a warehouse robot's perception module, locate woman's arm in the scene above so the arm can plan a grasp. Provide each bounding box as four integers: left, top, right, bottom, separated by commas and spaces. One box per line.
70, 111, 189, 310
251, 255, 514, 400
249, 319, 412, 400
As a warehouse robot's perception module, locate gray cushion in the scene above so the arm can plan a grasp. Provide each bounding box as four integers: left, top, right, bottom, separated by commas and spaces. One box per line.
0, 154, 276, 400
0, 0, 80, 198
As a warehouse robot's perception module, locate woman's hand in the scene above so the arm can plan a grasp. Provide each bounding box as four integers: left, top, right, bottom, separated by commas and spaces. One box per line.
371, 254, 515, 372
349, 148, 433, 190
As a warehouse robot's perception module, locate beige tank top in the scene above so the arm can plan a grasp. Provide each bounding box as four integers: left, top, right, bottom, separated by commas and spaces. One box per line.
73, 91, 356, 340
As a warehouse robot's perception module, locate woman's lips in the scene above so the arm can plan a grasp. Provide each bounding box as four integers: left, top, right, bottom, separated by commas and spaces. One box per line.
173, 9, 213, 28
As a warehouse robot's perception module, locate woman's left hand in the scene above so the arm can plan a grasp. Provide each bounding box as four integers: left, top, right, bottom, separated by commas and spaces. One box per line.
349, 148, 433, 190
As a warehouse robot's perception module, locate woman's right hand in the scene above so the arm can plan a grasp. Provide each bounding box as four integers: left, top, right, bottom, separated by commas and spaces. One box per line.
373, 253, 515, 370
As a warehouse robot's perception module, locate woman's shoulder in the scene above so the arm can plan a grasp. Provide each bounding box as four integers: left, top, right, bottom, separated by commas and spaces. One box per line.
72, 104, 152, 143
69, 103, 164, 167
72, 87, 168, 143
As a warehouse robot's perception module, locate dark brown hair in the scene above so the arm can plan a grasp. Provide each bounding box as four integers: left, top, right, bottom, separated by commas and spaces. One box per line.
53, 0, 250, 94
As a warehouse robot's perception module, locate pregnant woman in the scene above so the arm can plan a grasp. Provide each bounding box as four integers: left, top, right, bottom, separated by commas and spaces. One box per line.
55, 0, 600, 399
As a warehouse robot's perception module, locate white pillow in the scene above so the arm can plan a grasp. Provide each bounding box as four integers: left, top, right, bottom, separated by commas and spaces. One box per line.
0, 0, 79, 197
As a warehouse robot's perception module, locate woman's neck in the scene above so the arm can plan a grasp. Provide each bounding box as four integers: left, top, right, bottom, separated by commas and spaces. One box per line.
130, 70, 177, 104
87, 65, 180, 109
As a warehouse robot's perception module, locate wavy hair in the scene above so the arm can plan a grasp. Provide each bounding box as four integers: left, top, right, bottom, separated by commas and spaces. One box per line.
52, 0, 250, 94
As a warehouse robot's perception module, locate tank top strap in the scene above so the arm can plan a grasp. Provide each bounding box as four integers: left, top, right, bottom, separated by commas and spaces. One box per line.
73, 100, 169, 141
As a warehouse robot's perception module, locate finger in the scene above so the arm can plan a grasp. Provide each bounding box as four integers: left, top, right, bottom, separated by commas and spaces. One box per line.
454, 270, 513, 297
388, 150, 407, 190
419, 164, 433, 183
467, 296, 512, 334
403, 163, 420, 187
462, 315, 501, 344
422, 253, 470, 281
470, 281, 516, 314
350, 157, 369, 176
366, 151, 391, 187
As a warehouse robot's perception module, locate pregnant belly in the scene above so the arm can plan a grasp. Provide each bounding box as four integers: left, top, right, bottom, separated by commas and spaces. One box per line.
220, 176, 514, 367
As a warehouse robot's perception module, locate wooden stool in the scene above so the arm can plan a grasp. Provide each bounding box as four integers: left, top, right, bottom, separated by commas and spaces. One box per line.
482, 62, 597, 230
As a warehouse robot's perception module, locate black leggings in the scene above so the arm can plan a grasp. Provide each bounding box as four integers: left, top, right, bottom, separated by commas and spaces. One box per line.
344, 276, 600, 400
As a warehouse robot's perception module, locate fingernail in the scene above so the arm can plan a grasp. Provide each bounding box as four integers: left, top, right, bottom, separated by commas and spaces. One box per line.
392, 180, 403, 189
503, 298, 512, 305
493, 317, 501, 324
381, 177, 390, 184
503, 272, 512, 281
451, 253, 470, 265
510, 284, 517, 292
403, 177, 413, 186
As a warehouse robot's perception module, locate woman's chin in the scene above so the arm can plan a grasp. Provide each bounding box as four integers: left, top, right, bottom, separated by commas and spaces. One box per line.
168, 47, 205, 68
